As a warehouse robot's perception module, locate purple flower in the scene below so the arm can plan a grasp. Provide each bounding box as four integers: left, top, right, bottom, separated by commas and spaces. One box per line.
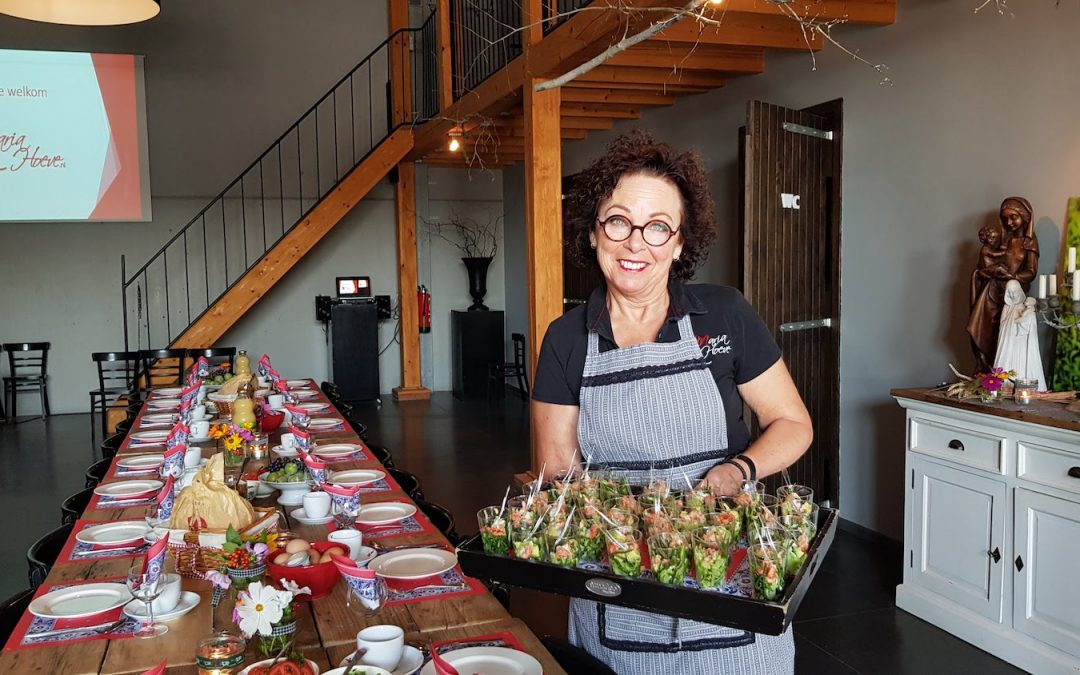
981, 375, 1003, 392
204, 569, 232, 590
251, 542, 269, 560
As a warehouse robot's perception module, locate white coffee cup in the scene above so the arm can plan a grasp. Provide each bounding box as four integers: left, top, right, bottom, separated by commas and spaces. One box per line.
267, 393, 285, 409
128, 572, 182, 614
327, 528, 363, 560
190, 419, 211, 438
303, 491, 331, 519
280, 432, 297, 450
357, 625, 405, 671
184, 446, 203, 470
191, 404, 207, 420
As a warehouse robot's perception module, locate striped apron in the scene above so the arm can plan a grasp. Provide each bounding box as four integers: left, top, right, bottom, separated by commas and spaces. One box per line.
569, 314, 795, 674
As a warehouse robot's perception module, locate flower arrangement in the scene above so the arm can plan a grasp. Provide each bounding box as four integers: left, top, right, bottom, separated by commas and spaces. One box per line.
232, 579, 310, 657
945, 364, 1016, 403
210, 421, 255, 464
206, 526, 278, 591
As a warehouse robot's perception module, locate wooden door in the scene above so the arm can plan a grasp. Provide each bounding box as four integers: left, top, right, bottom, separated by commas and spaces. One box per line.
1013, 488, 1080, 657
911, 457, 1007, 623
743, 99, 842, 505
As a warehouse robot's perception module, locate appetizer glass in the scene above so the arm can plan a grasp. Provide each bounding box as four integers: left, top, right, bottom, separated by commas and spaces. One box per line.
747, 495, 780, 543
477, 506, 510, 556
639, 479, 671, 512
574, 472, 601, 507
777, 485, 815, 519
672, 505, 707, 534
778, 515, 812, 579
506, 496, 539, 532
604, 493, 642, 517
692, 526, 736, 589
641, 508, 675, 539
548, 536, 582, 568
574, 516, 607, 562
648, 531, 691, 586
598, 468, 631, 502
604, 526, 643, 578
705, 497, 743, 544
748, 542, 786, 601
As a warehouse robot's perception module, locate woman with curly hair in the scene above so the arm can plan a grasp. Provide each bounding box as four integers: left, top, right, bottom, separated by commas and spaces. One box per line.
532, 130, 813, 673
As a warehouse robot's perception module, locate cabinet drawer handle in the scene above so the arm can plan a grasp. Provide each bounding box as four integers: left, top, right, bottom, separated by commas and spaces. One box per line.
988, 547, 1001, 563
947, 439, 965, 451
1069, 467, 1080, 479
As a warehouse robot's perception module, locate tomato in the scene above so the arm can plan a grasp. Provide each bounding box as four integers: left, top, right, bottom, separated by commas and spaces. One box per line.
298, 663, 316, 675
268, 662, 300, 675
246, 668, 268, 675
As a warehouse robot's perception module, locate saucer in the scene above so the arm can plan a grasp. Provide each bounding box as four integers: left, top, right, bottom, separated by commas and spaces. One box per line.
188, 435, 212, 443
124, 591, 200, 622
273, 445, 299, 458
290, 507, 334, 525
339, 645, 424, 675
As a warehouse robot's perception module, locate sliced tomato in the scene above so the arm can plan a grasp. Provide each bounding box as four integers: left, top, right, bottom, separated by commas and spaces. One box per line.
297, 663, 316, 675
268, 662, 301, 675
246, 668, 268, 675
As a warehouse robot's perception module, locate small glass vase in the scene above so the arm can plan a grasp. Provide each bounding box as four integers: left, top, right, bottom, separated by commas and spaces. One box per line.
225, 563, 266, 592
255, 620, 297, 658
979, 389, 1002, 404
224, 445, 247, 466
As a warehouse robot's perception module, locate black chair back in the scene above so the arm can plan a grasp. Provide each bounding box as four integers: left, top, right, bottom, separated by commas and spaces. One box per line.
368, 444, 395, 469
140, 348, 187, 390
387, 467, 424, 501
91, 351, 139, 396
0, 588, 33, 643
115, 418, 132, 436
27, 523, 73, 588
85, 457, 111, 489
415, 499, 459, 545
61, 488, 94, 525
100, 433, 124, 460
4, 342, 49, 379
511, 332, 529, 395
187, 347, 236, 370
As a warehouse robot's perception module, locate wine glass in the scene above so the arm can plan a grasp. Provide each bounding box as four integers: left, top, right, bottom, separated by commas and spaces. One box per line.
127, 560, 168, 638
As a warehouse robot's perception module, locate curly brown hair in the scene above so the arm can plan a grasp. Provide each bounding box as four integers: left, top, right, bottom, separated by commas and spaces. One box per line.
566, 130, 716, 281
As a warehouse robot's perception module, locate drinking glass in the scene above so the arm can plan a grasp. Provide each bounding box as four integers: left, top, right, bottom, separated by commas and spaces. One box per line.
604, 525, 643, 578
647, 531, 691, 586
776, 485, 815, 518
692, 526, 735, 589
127, 560, 168, 638
477, 506, 510, 556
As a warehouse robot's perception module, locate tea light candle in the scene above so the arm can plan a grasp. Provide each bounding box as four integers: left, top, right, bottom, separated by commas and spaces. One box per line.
196, 631, 246, 675
1014, 378, 1038, 406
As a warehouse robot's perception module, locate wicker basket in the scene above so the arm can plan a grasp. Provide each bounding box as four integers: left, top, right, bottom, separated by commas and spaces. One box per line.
168, 507, 279, 578
207, 392, 237, 417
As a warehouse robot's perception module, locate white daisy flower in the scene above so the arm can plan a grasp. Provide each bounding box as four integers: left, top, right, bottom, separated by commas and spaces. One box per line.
235, 581, 285, 637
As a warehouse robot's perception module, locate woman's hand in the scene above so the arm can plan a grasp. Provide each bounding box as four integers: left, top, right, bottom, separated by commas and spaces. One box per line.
701, 462, 745, 496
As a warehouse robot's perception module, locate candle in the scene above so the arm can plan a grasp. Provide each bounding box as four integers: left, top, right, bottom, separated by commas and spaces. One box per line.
1038, 274, 1047, 299
196, 632, 245, 675
1049, 274, 1058, 297
1070, 247, 1077, 273
1074, 270, 1080, 301
1014, 378, 1038, 405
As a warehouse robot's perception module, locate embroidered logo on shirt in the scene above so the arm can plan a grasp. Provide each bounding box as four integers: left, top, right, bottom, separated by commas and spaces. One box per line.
697, 334, 732, 357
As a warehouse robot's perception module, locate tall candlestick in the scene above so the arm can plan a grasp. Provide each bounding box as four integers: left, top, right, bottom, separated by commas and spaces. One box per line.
1070, 247, 1077, 274
1073, 270, 1080, 301
1049, 274, 1058, 297
1038, 274, 1047, 299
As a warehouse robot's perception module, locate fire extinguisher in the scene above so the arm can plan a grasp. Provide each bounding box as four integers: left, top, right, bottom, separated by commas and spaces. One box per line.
418, 285, 431, 334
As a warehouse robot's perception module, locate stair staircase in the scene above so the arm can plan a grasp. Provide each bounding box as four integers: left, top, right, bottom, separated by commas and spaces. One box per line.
121, 15, 438, 352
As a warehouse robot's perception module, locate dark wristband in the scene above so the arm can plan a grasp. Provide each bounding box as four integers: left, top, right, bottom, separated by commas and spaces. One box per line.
733, 455, 757, 482
724, 456, 747, 481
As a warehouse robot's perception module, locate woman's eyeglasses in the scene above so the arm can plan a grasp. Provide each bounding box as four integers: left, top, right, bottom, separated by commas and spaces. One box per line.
597, 215, 679, 246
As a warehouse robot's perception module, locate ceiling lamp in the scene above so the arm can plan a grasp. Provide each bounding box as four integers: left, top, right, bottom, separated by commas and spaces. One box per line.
0, 0, 160, 26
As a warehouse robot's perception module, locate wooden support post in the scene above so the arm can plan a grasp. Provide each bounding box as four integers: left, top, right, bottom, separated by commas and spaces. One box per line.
524, 78, 562, 470
436, 0, 453, 109
388, 0, 411, 124
522, 0, 544, 47
392, 161, 431, 401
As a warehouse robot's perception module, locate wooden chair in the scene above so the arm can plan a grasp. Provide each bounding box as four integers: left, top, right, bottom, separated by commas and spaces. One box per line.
139, 348, 188, 395
187, 346, 236, 371
0, 588, 33, 643
61, 487, 94, 525
85, 457, 111, 489
415, 499, 459, 545
27, 523, 73, 589
387, 467, 424, 501
89, 351, 139, 442
488, 333, 529, 401
2, 342, 51, 419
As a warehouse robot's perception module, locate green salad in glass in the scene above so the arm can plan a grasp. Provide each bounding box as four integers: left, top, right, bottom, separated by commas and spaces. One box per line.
693, 526, 733, 589
648, 531, 690, 586
748, 542, 786, 601
605, 526, 643, 578
477, 506, 510, 556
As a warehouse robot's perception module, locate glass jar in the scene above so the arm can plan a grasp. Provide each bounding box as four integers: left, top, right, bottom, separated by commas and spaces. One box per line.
232, 379, 256, 430
234, 349, 252, 376
195, 631, 246, 674
1014, 378, 1038, 405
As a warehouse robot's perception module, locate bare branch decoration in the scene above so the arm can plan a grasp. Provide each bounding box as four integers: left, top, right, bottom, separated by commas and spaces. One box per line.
424, 210, 501, 259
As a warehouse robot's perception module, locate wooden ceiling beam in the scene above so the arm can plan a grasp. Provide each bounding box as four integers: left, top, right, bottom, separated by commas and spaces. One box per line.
575, 65, 727, 88
560, 87, 676, 106
569, 80, 711, 94
720, 0, 896, 25
609, 44, 765, 74
653, 13, 824, 51
560, 104, 641, 119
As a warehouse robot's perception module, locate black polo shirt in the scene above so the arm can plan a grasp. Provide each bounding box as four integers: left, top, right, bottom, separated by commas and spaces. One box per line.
532, 282, 781, 454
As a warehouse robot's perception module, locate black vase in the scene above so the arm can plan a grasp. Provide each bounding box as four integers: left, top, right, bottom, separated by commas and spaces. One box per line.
463, 256, 492, 311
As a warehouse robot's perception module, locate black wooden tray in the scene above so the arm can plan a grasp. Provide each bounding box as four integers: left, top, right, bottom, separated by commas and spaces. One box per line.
458, 507, 837, 636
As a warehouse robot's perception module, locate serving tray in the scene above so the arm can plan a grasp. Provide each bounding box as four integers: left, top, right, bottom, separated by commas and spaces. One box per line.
458, 506, 837, 636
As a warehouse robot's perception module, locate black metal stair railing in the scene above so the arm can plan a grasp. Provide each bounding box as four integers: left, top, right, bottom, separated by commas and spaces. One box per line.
543, 0, 595, 35
121, 13, 438, 352
450, 0, 522, 99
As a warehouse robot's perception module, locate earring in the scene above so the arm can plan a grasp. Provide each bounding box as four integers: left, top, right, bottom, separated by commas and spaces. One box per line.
674, 253, 681, 261
590, 242, 597, 249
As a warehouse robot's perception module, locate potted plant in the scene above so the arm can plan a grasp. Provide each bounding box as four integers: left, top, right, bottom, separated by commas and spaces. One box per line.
426, 211, 501, 311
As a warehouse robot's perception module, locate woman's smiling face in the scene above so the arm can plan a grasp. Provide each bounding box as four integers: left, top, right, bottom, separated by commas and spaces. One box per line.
590, 172, 684, 299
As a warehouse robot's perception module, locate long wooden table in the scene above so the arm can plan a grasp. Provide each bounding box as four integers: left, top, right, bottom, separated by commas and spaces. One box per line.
1, 379, 564, 674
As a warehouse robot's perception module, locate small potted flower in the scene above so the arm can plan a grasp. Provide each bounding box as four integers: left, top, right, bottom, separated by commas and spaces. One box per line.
233, 579, 310, 657
209, 527, 276, 592
977, 367, 1015, 403
209, 421, 256, 466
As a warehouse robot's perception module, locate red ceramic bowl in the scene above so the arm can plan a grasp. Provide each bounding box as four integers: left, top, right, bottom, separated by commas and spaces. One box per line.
259, 409, 285, 433
265, 542, 342, 601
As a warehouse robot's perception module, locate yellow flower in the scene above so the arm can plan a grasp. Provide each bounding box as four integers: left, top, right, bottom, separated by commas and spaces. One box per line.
224, 436, 242, 452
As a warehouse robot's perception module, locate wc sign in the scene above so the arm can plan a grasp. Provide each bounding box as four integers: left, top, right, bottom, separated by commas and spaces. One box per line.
781, 193, 801, 210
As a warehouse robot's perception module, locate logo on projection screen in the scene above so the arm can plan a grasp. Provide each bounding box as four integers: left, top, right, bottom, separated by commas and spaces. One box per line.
0, 49, 151, 221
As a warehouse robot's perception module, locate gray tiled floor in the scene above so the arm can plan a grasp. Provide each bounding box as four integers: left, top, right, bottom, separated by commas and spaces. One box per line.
0, 398, 1027, 673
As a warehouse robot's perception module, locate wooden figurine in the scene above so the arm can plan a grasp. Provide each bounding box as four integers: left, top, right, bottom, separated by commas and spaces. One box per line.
967, 197, 1040, 372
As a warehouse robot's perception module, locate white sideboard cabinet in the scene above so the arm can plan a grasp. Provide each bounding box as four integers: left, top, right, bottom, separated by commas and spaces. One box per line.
893, 389, 1080, 675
